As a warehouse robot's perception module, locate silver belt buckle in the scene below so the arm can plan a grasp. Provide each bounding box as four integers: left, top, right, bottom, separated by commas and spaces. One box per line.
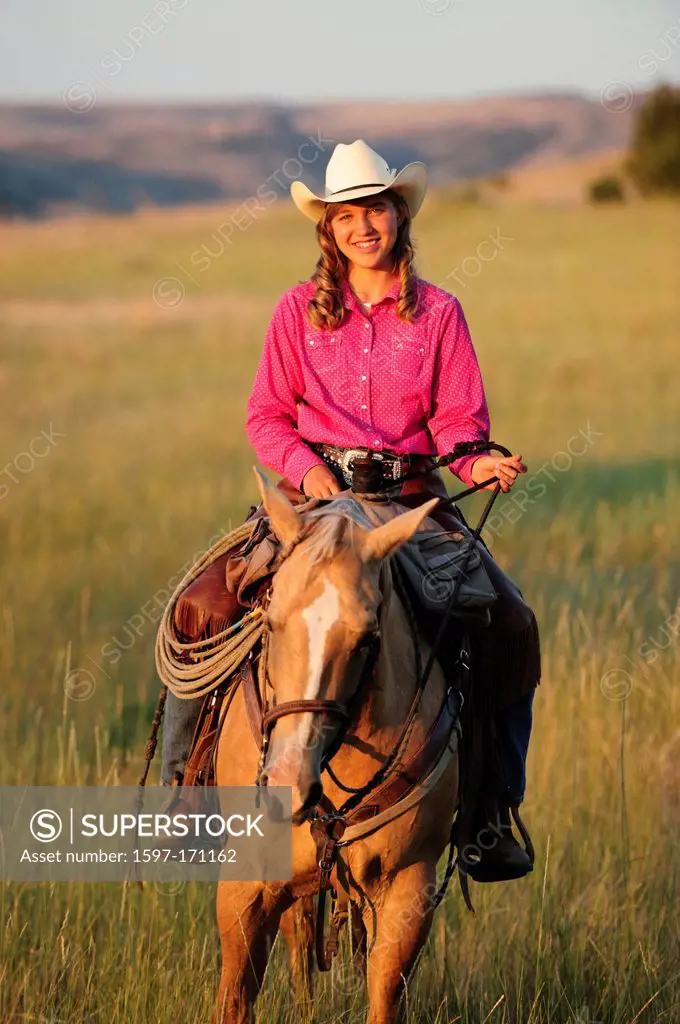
340, 447, 369, 484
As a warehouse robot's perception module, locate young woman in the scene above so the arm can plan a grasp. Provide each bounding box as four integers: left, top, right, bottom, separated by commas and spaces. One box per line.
162, 140, 540, 881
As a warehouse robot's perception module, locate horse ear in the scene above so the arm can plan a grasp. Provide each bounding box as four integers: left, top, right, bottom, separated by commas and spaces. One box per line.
252, 466, 304, 546
361, 497, 440, 563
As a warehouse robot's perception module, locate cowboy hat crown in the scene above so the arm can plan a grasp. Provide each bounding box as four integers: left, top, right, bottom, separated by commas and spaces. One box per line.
291, 139, 428, 222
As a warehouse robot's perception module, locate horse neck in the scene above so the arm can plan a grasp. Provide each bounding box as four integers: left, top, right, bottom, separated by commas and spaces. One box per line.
341, 558, 444, 765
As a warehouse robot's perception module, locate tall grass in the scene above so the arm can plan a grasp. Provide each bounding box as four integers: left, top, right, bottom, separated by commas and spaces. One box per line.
0, 198, 679, 1022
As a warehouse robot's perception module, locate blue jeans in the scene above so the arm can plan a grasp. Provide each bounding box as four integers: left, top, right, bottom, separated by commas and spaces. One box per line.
496, 688, 534, 805
160, 690, 202, 785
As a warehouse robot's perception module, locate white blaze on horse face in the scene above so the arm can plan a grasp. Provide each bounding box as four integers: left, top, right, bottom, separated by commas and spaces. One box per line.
290, 576, 341, 753
264, 573, 340, 778
301, 577, 341, 701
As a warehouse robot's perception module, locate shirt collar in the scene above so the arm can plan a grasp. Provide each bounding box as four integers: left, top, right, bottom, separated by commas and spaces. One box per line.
342, 277, 403, 311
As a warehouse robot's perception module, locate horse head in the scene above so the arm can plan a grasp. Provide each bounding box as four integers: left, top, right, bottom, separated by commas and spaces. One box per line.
253, 467, 438, 824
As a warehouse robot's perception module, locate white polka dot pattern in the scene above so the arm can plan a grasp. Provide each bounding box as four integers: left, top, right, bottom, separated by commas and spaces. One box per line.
245, 275, 490, 491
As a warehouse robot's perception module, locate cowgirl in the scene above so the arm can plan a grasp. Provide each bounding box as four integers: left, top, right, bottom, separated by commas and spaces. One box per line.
163, 141, 540, 881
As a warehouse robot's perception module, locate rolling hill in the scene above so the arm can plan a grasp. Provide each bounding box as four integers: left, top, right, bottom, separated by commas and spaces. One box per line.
0, 93, 639, 218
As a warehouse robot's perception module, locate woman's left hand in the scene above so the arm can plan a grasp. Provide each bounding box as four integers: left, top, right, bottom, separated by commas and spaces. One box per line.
470, 452, 527, 493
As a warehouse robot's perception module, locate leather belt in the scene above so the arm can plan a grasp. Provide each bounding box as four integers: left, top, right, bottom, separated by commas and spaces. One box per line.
310, 442, 417, 487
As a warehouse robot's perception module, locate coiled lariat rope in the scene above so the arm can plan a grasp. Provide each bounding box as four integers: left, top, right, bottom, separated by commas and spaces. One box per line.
154, 519, 267, 701
154, 497, 322, 702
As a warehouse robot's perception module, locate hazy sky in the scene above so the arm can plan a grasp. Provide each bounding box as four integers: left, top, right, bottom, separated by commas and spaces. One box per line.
2, 0, 680, 103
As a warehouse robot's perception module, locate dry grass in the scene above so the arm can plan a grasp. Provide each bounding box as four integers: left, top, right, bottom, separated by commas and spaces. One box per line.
0, 195, 679, 1023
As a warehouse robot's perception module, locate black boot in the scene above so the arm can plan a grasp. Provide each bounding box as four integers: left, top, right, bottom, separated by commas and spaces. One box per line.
459, 799, 534, 883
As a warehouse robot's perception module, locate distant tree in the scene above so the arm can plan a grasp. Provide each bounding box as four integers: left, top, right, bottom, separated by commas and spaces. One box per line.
588, 175, 625, 203
487, 173, 510, 191
455, 183, 481, 204
627, 84, 680, 196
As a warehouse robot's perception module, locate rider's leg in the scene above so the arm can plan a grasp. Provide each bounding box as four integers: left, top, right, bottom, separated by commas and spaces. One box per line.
159, 548, 247, 786
157, 495, 285, 788
160, 690, 202, 785
496, 687, 534, 806
462, 689, 535, 883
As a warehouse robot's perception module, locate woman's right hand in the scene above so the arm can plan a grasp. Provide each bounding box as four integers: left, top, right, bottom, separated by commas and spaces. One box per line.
470, 452, 527, 493
302, 464, 343, 498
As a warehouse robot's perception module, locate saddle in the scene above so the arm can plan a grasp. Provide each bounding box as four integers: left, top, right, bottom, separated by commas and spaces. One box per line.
181, 495, 497, 789
227, 495, 498, 619
163, 491, 534, 940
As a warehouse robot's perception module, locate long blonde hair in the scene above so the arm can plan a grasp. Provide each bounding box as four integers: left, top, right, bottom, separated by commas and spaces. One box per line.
305, 189, 419, 331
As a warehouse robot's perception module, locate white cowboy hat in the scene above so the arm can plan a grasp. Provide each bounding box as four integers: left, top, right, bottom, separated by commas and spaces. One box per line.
290, 139, 428, 222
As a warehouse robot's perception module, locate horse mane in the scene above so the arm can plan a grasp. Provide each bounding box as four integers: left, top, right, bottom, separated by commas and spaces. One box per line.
298, 497, 374, 570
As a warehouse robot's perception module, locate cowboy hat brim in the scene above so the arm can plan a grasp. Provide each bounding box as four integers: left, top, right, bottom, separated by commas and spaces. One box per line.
290, 161, 428, 222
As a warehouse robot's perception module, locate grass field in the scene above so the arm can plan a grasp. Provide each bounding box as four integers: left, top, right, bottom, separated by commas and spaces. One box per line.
1, 195, 679, 1023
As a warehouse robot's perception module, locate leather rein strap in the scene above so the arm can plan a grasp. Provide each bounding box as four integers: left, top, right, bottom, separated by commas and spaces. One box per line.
262, 699, 350, 732
234, 446, 511, 970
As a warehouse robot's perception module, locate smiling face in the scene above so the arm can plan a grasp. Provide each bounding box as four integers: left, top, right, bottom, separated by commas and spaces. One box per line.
329, 193, 404, 272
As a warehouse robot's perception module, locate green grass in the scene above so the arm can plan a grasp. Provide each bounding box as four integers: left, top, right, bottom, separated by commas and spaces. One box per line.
1, 196, 679, 1022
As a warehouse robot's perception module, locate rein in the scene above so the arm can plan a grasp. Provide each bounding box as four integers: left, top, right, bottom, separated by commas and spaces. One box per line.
137, 440, 512, 937
307, 440, 512, 957
252, 443, 510, 967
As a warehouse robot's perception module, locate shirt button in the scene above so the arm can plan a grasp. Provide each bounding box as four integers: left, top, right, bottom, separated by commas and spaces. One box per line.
363, 347, 369, 353
374, 439, 381, 446
361, 375, 367, 380
364, 323, 370, 329
361, 404, 367, 410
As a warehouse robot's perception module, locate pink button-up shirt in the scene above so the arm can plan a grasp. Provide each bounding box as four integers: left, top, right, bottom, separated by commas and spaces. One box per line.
246, 275, 490, 491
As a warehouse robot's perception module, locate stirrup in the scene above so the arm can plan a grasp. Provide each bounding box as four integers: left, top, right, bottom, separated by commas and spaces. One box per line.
458, 802, 534, 885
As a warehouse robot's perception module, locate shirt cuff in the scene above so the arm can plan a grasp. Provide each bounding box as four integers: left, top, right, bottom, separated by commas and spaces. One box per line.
284, 446, 328, 493
447, 453, 481, 488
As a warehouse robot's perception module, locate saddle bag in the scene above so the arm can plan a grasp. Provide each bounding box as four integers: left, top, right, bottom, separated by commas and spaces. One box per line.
396, 528, 498, 624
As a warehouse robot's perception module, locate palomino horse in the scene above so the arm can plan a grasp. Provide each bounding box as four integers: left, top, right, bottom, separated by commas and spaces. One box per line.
213, 469, 460, 1024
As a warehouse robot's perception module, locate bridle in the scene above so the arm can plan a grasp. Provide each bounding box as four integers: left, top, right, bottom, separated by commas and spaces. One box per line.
254, 522, 384, 790
252, 438, 522, 950
257, 629, 381, 787
254, 438, 514, 803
